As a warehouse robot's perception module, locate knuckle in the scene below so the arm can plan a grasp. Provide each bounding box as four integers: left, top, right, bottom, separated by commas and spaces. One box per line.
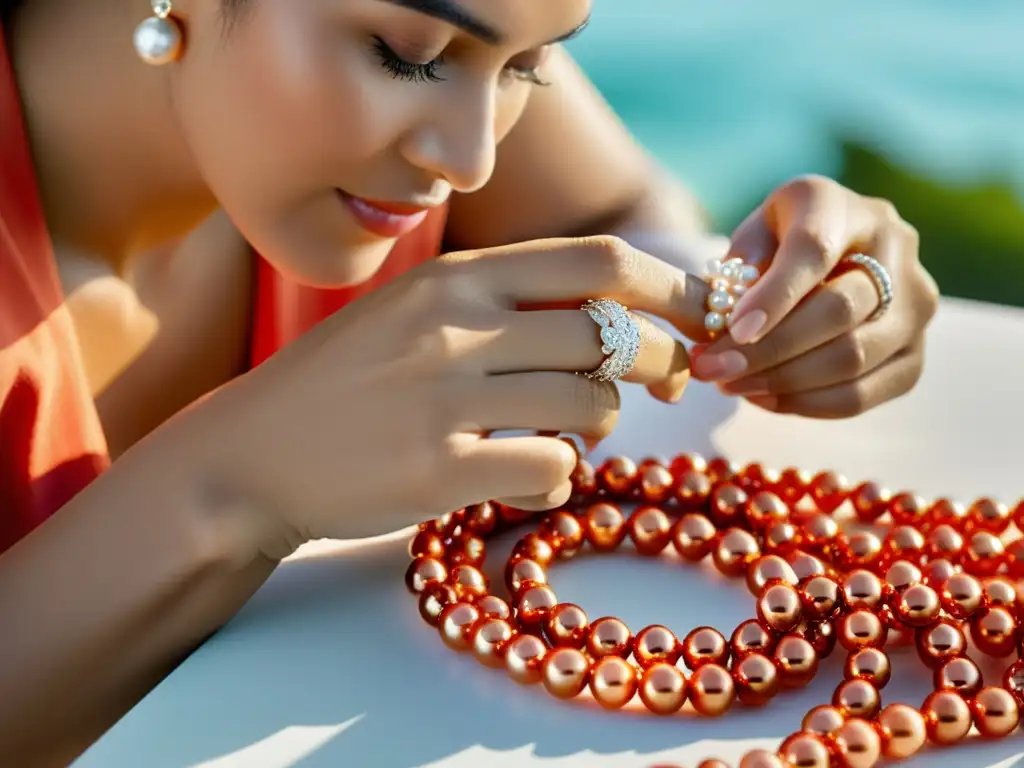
836, 333, 869, 376
773, 174, 831, 204
825, 285, 861, 328
919, 271, 941, 321
580, 234, 642, 290
869, 196, 902, 225
788, 224, 835, 267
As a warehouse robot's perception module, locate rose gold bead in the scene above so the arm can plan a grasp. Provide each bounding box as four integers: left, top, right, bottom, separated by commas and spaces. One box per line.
504, 557, 547, 597
681, 626, 729, 670
517, 584, 558, 628
971, 686, 1020, 738
738, 750, 787, 768
757, 582, 804, 633
934, 656, 982, 697
586, 617, 632, 659
688, 663, 735, 716
939, 572, 984, 619
788, 551, 827, 581
713, 527, 761, 577
438, 601, 481, 651
890, 582, 940, 627
745, 491, 789, 531
672, 513, 718, 561
674, 468, 713, 509
798, 575, 840, 621
405, 557, 448, 594
778, 732, 831, 768
638, 662, 688, 715
888, 491, 927, 526
961, 531, 1005, 578
844, 647, 891, 688
409, 530, 447, 560
505, 633, 547, 684
808, 470, 849, 514
836, 610, 885, 651
446, 532, 487, 567
802, 704, 845, 736
633, 625, 680, 669
885, 526, 926, 563
582, 502, 626, 552
764, 521, 802, 555
589, 655, 637, 709
638, 464, 675, 504
449, 563, 489, 601
983, 576, 1017, 611
883, 559, 922, 595
747, 555, 799, 596
731, 619, 777, 658
922, 558, 959, 588
878, 703, 926, 759
475, 595, 511, 620
925, 524, 964, 560
544, 603, 589, 649
538, 511, 584, 559
597, 456, 637, 497
733, 652, 780, 707
833, 678, 881, 719
570, 459, 597, 501
627, 506, 673, 556
833, 717, 882, 768
922, 690, 972, 745
966, 497, 1011, 534
463, 501, 498, 537
709, 483, 748, 528
914, 619, 966, 670
472, 617, 514, 668
800, 512, 839, 551
418, 583, 458, 626
840, 570, 884, 611
511, 533, 555, 567
773, 634, 818, 689
970, 606, 1018, 657
838, 531, 884, 571
541, 647, 590, 699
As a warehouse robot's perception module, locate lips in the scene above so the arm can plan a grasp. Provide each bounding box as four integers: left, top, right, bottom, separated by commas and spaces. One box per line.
338, 191, 433, 239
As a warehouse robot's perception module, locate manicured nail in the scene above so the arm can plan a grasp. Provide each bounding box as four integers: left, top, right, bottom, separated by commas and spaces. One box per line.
729, 309, 767, 345
693, 350, 747, 381
746, 394, 778, 411
720, 377, 769, 396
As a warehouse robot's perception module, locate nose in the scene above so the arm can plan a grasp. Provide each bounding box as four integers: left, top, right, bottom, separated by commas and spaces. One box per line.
399, 85, 497, 194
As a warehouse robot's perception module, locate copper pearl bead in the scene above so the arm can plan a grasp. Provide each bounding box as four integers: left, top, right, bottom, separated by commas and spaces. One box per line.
583, 502, 627, 552
970, 606, 1018, 657
446, 532, 487, 568
739, 462, 780, 494
983, 577, 1018, 610
922, 558, 959, 589
733, 652, 780, 707
627, 506, 674, 556
472, 617, 515, 668
505, 557, 547, 598
934, 656, 982, 698
798, 575, 840, 621
922, 690, 972, 745
706, 456, 738, 483
511, 533, 555, 567
475, 595, 511, 620
966, 497, 1011, 534
971, 685, 1021, 738
409, 530, 446, 560
418, 583, 458, 626
463, 501, 498, 537
674, 469, 712, 509
738, 750, 787, 768
773, 634, 818, 689
709, 483, 749, 528
838, 531, 884, 571
541, 647, 590, 700
569, 458, 597, 500
746, 555, 798, 596
757, 582, 804, 633
1003, 659, 1024, 706
851, 481, 889, 522
713, 528, 761, 578
891, 582, 941, 627
638, 463, 676, 504
833, 718, 882, 768
878, 703, 927, 759
939, 572, 984, 619
633, 625, 681, 669
597, 456, 637, 497
745, 491, 789, 531
504, 633, 548, 684
696, 760, 730, 768
764, 522, 802, 555
962, 531, 1005, 578
800, 513, 839, 550
927, 497, 967, 529
586, 617, 633, 659
925, 524, 964, 560
884, 560, 923, 595
778, 732, 831, 768
669, 450, 708, 478
777, 466, 811, 505
809, 469, 850, 514
681, 626, 729, 670
638, 662, 688, 715
801, 705, 845, 737
449, 563, 489, 601
888, 491, 927, 526
833, 678, 881, 719
438, 601, 481, 651
688, 663, 736, 716
539, 511, 584, 558
836, 610, 885, 651
517, 584, 558, 628
844, 647, 891, 688
885, 526, 926, 562
914, 619, 966, 670
731, 619, 777, 658
672, 513, 718, 561
803, 620, 837, 659
840, 570, 884, 611
544, 603, 589, 649
589, 655, 638, 709
788, 551, 827, 581
405, 556, 448, 594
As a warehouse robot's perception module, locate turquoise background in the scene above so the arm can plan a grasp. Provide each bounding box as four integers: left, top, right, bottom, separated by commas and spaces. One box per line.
568, 1, 1024, 305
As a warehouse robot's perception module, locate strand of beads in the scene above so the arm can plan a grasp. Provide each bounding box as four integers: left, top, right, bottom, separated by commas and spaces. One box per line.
703, 258, 760, 336
404, 451, 1024, 768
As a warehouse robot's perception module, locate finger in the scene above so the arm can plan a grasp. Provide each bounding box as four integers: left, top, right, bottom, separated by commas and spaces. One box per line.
496, 481, 574, 515
726, 204, 776, 269
692, 269, 879, 382
481, 308, 690, 402
450, 435, 577, 507
726, 180, 876, 345
744, 346, 924, 419
442, 236, 711, 341
456, 372, 621, 442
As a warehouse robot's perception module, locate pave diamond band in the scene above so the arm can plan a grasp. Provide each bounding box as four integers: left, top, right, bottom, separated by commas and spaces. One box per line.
581, 299, 641, 382
844, 253, 894, 322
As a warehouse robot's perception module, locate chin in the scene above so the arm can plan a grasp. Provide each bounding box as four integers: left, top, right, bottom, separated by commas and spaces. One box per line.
269, 239, 397, 289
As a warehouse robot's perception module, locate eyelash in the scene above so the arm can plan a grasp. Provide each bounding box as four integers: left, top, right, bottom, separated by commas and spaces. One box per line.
372, 37, 550, 87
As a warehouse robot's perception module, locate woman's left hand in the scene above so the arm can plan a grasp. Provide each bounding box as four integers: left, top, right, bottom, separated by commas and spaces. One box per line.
690, 174, 940, 419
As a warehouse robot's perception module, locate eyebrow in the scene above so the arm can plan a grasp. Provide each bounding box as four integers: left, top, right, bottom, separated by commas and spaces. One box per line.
379, 0, 590, 47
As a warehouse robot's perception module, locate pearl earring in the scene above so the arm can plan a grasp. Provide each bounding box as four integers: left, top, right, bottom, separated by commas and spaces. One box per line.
133, 0, 183, 66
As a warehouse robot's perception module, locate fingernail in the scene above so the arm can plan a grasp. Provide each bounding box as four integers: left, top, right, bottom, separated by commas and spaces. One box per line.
720, 377, 769, 396
693, 350, 747, 381
746, 394, 778, 411
729, 309, 767, 345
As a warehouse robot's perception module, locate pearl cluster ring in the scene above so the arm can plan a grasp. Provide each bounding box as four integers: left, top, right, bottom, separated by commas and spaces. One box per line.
702, 257, 761, 336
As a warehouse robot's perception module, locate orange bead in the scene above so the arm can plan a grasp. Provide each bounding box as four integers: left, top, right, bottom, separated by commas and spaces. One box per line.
418, 583, 458, 626
970, 606, 1018, 657
756, 582, 803, 633
637, 463, 675, 504
884, 527, 926, 564
801, 704, 845, 736
505, 633, 547, 684
627, 506, 673, 556
745, 491, 789, 531
961, 531, 1005, 578
738, 750, 787, 768
731, 619, 777, 658
922, 558, 959, 589
803, 620, 838, 659
449, 563, 489, 601
706, 456, 738, 484
709, 483, 749, 528
836, 610, 885, 651
404, 556, 448, 594
738, 462, 781, 494
538, 510, 584, 558
511, 533, 554, 567
713, 528, 760, 577
913, 619, 966, 670
798, 575, 841, 620
983, 577, 1018, 611
833, 678, 881, 719
971, 686, 1020, 738
733, 652, 780, 706
638, 662, 688, 715
471, 617, 514, 668
921, 690, 972, 745
746, 555, 799, 596
681, 626, 729, 670
938, 572, 984, 619
504, 557, 547, 598
589, 655, 637, 709
541, 647, 590, 699
878, 703, 927, 759
778, 732, 831, 768
672, 513, 717, 561
446, 532, 487, 567
788, 551, 827, 581
934, 656, 982, 698
890, 583, 940, 627
927, 498, 968, 530
844, 647, 891, 688
763, 521, 802, 555
840, 569, 884, 611
585, 617, 632, 658
517, 584, 558, 627
570, 459, 597, 500
582, 502, 626, 552
808, 470, 849, 514
925, 524, 964, 561
836, 531, 884, 571
800, 512, 839, 550
674, 469, 712, 509
851, 481, 889, 522
475, 595, 511, 620
832, 718, 882, 768
966, 497, 1011, 534
1007, 539, 1024, 579
544, 603, 589, 649
688, 663, 736, 716
884, 560, 922, 595
408, 530, 446, 560
888, 491, 927, 527
438, 601, 481, 651
773, 634, 818, 689
597, 456, 637, 497
463, 501, 498, 537
1004, 659, 1024, 707
633, 625, 680, 669
777, 467, 811, 505
669, 451, 707, 480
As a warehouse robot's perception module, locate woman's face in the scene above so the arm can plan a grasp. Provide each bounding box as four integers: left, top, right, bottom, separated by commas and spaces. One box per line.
170, 0, 591, 287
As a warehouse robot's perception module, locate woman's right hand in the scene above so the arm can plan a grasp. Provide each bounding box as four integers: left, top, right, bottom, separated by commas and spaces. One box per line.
206, 236, 710, 554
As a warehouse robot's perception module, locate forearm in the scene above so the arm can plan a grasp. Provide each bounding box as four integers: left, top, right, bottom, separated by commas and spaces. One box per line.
0, 413, 277, 766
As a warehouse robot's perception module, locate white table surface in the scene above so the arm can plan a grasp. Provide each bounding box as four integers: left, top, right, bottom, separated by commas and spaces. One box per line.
77, 297, 1024, 768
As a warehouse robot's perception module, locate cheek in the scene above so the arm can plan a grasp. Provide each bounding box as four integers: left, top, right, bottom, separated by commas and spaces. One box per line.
494, 88, 532, 145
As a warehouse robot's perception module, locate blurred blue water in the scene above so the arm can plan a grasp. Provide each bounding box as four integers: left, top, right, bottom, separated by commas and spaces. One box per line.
569, 0, 1024, 223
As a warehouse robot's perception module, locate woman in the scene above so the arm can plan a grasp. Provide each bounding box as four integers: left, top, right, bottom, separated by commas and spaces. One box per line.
0, 0, 938, 763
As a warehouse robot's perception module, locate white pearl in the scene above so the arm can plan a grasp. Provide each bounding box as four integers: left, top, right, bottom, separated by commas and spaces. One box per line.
707, 289, 734, 313
721, 261, 743, 283
704, 311, 726, 332
731, 283, 747, 298
703, 258, 723, 279
739, 264, 760, 285
134, 16, 181, 65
